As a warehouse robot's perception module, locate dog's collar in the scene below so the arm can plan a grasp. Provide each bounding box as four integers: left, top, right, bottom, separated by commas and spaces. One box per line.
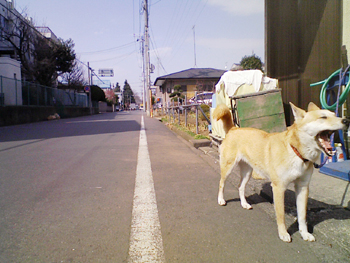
290, 144, 309, 163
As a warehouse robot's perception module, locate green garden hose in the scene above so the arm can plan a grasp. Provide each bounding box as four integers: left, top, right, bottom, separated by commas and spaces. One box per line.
310, 68, 350, 111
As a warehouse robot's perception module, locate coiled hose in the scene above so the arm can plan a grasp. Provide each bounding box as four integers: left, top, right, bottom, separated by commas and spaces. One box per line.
310, 67, 350, 111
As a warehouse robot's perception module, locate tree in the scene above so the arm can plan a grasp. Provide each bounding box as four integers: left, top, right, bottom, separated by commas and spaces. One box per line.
59, 59, 86, 92
33, 38, 76, 86
90, 85, 106, 102
114, 82, 121, 92
32, 36, 57, 86
123, 80, 135, 104
169, 85, 184, 103
54, 38, 76, 74
240, 54, 263, 71
0, 8, 36, 79
104, 89, 116, 104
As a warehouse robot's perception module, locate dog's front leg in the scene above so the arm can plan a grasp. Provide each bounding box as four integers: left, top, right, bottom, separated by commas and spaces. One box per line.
295, 182, 315, 241
272, 183, 291, 242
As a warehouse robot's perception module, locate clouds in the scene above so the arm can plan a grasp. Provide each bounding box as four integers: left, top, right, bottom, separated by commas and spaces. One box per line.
206, 0, 264, 16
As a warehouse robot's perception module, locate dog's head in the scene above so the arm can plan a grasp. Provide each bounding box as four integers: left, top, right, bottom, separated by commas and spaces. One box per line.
290, 102, 349, 156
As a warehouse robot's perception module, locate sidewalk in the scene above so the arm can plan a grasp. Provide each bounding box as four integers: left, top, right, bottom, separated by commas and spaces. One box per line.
164, 120, 350, 255
197, 145, 350, 255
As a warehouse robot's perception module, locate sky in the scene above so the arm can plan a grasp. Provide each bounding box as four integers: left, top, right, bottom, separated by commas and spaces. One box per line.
14, 0, 264, 96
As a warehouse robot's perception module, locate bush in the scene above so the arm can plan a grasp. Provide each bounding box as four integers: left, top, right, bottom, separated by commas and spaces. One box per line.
200, 104, 210, 121
200, 104, 210, 112
240, 54, 263, 71
90, 85, 106, 102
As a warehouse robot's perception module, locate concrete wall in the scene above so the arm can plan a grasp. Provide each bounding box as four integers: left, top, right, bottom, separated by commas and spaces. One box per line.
98, 101, 113, 112
0, 57, 22, 105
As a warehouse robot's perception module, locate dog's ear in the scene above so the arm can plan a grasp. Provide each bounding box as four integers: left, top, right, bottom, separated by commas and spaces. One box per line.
307, 102, 320, 111
290, 102, 306, 120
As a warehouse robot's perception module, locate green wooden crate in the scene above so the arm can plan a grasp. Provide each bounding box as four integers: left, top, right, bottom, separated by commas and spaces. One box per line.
232, 89, 286, 133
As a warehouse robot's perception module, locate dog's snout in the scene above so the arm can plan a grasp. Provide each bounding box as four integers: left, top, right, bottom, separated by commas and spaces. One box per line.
342, 118, 350, 127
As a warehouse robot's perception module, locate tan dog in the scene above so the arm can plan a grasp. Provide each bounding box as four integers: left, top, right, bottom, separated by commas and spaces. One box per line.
47, 113, 60, 120
213, 102, 349, 242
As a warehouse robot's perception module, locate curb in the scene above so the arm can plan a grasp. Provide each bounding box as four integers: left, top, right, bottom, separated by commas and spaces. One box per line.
190, 139, 211, 149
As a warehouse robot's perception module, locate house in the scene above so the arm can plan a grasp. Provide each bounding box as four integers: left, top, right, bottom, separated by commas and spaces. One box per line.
153, 68, 226, 107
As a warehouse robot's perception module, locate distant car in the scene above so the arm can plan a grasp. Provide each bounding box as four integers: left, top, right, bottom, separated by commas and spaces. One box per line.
115, 106, 120, 112
189, 92, 213, 105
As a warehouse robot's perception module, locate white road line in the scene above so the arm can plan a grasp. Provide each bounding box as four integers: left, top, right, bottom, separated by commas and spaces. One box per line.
128, 116, 165, 263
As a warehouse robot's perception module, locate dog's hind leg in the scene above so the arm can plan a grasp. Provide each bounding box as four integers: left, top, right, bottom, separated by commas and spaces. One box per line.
238, 162, 253, 210
218, 161, 235, 206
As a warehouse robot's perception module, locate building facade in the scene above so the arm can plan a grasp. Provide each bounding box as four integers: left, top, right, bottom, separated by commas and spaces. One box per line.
154, 68, 226, 107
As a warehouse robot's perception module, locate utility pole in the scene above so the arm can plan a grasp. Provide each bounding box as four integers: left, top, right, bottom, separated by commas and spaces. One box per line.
144, 0, 151, 116
141, 36, 146, 112
87, 62, 92, 115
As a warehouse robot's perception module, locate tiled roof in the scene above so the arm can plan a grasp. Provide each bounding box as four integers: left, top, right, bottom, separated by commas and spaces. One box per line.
154, 68, 226, 86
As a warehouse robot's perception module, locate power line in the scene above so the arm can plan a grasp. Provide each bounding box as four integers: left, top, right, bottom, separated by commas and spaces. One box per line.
90, 50, 137, 63
162, 0, 208, 66
76, 58, 105, 84
78, 41, 137, 55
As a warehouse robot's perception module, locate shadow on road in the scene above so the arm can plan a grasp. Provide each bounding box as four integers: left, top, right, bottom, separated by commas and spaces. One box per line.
0, 112, 141, 143
258, 182, 350, 237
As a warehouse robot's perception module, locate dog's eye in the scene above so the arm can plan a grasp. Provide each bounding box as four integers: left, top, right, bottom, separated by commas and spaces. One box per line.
321, 116, 327, 119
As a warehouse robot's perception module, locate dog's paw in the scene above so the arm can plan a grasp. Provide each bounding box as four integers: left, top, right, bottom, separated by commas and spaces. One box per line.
279, 232, 292, 243
218, 198, 226, 206
300, 231, 315, 242
241, 202, 252, 210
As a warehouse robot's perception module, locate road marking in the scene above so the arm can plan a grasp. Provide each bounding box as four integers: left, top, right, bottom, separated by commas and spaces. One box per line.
128, 116, 165, 262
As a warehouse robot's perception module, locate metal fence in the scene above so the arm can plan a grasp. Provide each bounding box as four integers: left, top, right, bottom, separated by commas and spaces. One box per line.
165, 94, 211, 134
0, 75, 88, 107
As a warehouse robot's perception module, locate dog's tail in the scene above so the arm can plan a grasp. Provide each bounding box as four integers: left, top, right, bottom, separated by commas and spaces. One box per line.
213, 104, 235, 134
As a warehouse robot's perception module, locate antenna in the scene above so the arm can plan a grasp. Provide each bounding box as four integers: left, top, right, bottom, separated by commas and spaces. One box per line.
193, 25, 197, 68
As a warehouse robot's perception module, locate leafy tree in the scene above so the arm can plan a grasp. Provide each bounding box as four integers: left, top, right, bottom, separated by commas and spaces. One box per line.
169, 85, 184, 102
104, 89, 116, 104
54, 38, 76, 74
0, 7, 78, 86
90, 85, 106, 102
33, 38, 76, 86
240, 54, 263, 71
114, 82, 121, 92
123, 80, 135, 103
32, 36, 57, 86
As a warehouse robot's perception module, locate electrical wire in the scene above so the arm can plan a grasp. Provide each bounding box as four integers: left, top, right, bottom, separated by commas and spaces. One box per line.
78, 41, 137, 55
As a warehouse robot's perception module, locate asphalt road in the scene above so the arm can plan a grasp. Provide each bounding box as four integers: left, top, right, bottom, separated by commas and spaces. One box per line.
0, 111, 347, 262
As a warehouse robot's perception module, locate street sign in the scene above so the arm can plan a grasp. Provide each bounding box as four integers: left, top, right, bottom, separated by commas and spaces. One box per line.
84, 86, 90, 92
94, 79, 111, 89
98, 69, 114, 77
